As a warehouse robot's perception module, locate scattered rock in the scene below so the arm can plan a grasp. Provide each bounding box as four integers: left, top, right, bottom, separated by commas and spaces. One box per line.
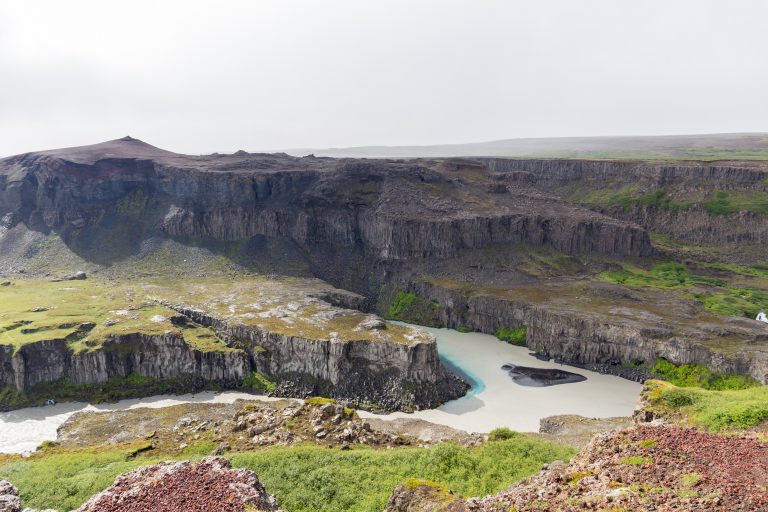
0, 480, 20, 512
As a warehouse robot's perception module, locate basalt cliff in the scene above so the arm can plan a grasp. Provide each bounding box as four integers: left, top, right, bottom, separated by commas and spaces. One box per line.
1, 137, 767, 394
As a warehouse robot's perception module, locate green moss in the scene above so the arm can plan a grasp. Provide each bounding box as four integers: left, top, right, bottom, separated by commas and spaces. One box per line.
603, 261, 768, 319
384, 290, 441, 327
620, 456, 653, 466
455, 326, 472, 333
304, 396, 338, 406
571, 186, 691, 211
680, 473, 702, 487
495, 327, 527, 346
651, 358, 759, 390
703, 190, 768, 216
242, 372, 276, 393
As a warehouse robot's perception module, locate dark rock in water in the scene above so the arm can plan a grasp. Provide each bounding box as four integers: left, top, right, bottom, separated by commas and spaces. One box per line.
530, 352, 552, 362
501, 364, 587, 387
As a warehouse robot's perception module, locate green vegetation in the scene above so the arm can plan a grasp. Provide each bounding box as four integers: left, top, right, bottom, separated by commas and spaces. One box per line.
242, 372, 276, 393
571, 186, 691, 211
229, 436, 575, 512
620, 456, 653, 466
644, 380, 768, 431
488, 427, 517, 441
0, 279, 237, 353
455, 326, 472, 333
639, 439, 657, 449
703, 191, 768, 216
494, 327, 527, 346
603, 262, 768, 319
384, 290, 441, 326
651, 359, 759, 391
680, 473, 702, 487
0, 434, 575, 512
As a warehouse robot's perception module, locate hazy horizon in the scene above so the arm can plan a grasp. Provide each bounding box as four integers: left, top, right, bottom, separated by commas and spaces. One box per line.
1, 1, 767, 156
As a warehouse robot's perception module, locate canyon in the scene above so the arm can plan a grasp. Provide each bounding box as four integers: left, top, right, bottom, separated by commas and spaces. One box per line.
1, 136, 768, 406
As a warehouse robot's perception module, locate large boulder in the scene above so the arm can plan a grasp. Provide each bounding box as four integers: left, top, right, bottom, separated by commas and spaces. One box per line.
75, 457, 280, 512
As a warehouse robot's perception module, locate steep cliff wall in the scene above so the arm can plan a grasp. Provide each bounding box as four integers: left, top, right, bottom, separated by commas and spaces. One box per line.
157, 302, 467, 410
404, 281, 768, 383
484, 158, 768, 251
0, 139, 653, 268
0, 334, 249, 392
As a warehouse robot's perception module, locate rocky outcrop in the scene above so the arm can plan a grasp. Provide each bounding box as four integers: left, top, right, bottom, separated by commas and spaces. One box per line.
386, 480, 467, 512
0, 480, 20, 512
75, 457, 281, 512
0, 334, 249, 393
407, 281, 768, 383
484, 158, 768, 252
157, 302, 468, 410
385, 426, 768, 512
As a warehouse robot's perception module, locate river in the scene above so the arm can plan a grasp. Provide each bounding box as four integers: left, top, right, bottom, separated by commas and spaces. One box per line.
358, 325, 642, 433
0, 326, 641, 453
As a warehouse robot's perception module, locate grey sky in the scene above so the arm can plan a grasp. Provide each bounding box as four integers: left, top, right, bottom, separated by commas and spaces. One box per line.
1, 0, 766, 157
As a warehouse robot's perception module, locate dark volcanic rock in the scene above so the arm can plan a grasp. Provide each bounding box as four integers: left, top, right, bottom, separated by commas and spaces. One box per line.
0, 138, 652, 269
501, 364, 586, 387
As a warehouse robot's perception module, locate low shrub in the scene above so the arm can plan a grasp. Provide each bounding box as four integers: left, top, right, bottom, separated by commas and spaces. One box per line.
495, 327, 527, 346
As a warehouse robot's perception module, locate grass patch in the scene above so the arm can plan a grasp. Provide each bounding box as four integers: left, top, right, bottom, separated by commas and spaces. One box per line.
571, 186, 691, 211
0, 444, 168, 510
703, 191, 768, 216
384, 290, 441, 327
494, 327, 527, 346
620, 456, 653, 466
680, 473, 702, 487
651, 358, 759, 391
229, 437, 575, 512
602, 262, 768, 319
644, 380, 768, 431
0, 436, 574, 512
242, 372, 276, 393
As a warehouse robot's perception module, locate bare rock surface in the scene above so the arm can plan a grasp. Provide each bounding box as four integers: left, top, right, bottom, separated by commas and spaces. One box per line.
75, 457, 280, 512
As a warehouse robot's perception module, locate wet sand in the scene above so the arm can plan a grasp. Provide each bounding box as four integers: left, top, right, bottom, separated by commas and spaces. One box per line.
358, 325, 642, 433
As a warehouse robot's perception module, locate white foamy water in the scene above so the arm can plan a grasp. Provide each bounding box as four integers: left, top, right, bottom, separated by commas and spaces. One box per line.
359, 325, 642, 433
0, 325, 642, 453
0, 391, 283, 454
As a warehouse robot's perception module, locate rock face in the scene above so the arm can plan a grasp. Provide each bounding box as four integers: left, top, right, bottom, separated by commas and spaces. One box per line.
408, 280, 768, 383
484, 158, 768, 250
2, 138, 767, 383
75, 457, 281, 512
0, 334, 249, 392
158, 302, 466, 410
0, 138, 652, 270
0, 278, 466, 412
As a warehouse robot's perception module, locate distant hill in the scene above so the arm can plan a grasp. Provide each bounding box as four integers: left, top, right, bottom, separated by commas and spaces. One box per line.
285, 133, 768, 160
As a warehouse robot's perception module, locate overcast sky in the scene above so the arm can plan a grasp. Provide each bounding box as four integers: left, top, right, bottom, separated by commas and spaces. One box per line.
1, 0, 767, 156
